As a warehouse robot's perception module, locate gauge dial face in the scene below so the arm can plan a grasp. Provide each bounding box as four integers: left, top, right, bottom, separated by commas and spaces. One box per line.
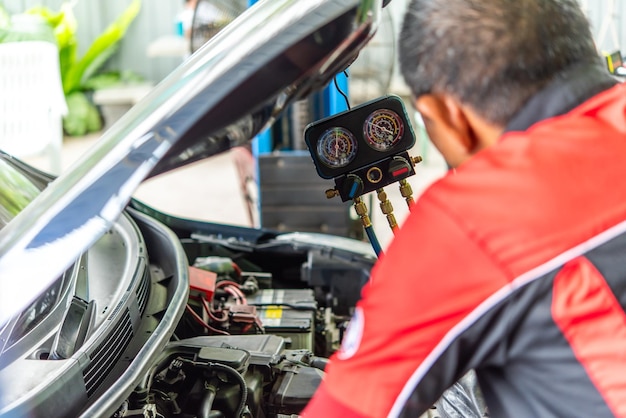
363, 109, 404, 151
316, 127, 358, 168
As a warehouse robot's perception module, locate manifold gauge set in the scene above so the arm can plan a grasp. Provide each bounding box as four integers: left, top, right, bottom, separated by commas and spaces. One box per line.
304, 95, 423, 255
305, 95, 421, 202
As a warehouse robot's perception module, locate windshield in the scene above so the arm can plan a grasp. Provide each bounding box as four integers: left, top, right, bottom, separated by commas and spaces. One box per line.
0, 158, 40, 229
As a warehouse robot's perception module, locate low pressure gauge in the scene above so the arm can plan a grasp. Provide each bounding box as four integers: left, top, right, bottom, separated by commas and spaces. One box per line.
316, 127, 358, 168
363, 109, 404, 151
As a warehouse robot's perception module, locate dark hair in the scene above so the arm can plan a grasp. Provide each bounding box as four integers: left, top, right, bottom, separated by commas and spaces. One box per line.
399, 0, 598, 125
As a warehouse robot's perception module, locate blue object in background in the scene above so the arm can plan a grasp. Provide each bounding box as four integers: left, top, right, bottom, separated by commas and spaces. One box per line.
249, 0, 273, 154
247, 0, 270, 152
249, 0, 350, 154
324, 70, 350, 116
253, 73, 350, 155
249, 0, 352, 228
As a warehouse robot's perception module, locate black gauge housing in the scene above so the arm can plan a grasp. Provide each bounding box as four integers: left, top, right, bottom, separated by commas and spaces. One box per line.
304, 95, 416, 179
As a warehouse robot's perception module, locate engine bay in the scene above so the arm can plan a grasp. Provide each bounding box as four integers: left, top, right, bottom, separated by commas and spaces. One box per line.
114, 226, 375, 418
114, 93, 426, 418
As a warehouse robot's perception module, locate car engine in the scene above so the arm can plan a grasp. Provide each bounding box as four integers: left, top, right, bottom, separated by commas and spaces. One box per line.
114, 229, 374, 418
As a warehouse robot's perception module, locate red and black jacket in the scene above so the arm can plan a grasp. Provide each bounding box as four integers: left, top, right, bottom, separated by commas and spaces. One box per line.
304, 62, 626, 417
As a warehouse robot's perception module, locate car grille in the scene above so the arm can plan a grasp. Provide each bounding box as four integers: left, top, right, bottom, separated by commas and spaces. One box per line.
136, 269, 150, 314
83, 308, 133, 397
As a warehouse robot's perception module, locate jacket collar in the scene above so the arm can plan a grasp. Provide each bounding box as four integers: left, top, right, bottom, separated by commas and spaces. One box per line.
505, 60, 618, 132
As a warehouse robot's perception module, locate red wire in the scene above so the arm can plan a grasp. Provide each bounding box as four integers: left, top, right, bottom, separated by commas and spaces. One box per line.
216, 280, 248, 304
215, 280, 243, 289
231, 262, 243, 277
231, 285, 247, 303
201, 296, 228, 322
224, 286, 243, 304
185, 305, 229, 335
233, 286, 248, 304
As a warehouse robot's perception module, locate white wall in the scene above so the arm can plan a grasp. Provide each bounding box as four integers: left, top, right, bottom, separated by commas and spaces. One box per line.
580, 0, 626, 53
4, 0, 624, 86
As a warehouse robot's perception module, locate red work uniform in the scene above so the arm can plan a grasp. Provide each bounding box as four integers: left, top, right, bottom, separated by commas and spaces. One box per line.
303, 63, 626, 417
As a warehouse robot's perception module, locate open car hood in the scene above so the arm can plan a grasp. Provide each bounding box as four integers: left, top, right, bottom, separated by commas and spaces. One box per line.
0, 0, 381, 325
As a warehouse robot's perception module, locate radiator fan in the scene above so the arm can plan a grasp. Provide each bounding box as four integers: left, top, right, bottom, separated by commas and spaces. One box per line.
190, 0, 247, 53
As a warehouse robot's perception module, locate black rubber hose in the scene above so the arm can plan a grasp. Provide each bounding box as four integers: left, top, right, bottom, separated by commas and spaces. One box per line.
199, 383, 218, 418
163, 357, 248, 418
164, 356, 249, 418
205, 362, 248, 418
309, 356, 329, 372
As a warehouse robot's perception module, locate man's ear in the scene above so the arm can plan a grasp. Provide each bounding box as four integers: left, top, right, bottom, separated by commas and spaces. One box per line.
415, 94, 479, 168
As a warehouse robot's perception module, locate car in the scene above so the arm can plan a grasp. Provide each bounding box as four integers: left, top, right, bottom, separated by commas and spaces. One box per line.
0, 0, 381, 417
0, 0, 491, 416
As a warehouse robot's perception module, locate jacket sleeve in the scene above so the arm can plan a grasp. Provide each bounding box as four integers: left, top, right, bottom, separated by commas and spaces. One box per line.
302, 193, 510, 418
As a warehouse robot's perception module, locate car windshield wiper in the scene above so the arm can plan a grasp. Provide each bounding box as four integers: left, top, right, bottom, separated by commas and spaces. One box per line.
50, 253, 95, 360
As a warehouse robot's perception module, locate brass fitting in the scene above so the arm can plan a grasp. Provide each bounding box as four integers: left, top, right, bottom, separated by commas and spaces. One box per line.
411, 155, 423, 166
353, 197, 372, 228
325, 188, 339, 199
399, 179, 414, 207
377, 189, 398, 232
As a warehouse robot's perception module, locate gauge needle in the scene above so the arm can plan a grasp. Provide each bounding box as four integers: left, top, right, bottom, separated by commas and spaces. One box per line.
335, 140, 340, 157
368, 121, 394, 135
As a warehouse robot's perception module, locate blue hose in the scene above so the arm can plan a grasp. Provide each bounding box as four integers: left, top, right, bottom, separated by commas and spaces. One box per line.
365, 225, 383, 257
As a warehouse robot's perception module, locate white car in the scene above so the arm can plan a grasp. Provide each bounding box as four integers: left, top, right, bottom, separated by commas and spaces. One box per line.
0, 1, 379, 416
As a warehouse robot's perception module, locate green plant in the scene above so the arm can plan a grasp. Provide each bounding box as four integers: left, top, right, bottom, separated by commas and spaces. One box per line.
0, 159, 41, 225
0, 6, 10, 38
1, 0, 142, 136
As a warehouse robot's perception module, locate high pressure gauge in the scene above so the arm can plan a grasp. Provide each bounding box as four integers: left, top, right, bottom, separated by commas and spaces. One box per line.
316, 127, 358, 168
363, 109, 404, 151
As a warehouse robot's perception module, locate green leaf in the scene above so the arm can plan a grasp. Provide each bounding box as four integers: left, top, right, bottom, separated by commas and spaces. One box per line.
85, 98, 102, 133
82, 69, 145, 90
63, 0, 141, 94
0, 5, 10, 29
4, 0, 141, 135
23, 2, 78, 88
63, 91, 102, 136
53, 3, 78, 84
25, 6, 64, 28
82, 71, 123, 90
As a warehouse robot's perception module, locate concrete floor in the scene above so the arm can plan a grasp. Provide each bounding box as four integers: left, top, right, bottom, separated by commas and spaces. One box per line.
24, 126, 447, 250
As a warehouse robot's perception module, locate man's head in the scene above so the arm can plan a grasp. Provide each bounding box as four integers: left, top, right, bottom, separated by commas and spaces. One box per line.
399, 0, 598, 167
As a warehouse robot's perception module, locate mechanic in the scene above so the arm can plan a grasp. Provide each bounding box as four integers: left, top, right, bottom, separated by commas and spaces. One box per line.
303, 0, 626, 416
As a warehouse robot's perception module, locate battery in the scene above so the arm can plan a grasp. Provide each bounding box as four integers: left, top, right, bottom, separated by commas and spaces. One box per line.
248, 289, 317, 352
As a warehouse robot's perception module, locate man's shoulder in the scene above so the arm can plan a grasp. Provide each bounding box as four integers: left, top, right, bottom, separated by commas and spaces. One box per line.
410, 92, 626, 279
